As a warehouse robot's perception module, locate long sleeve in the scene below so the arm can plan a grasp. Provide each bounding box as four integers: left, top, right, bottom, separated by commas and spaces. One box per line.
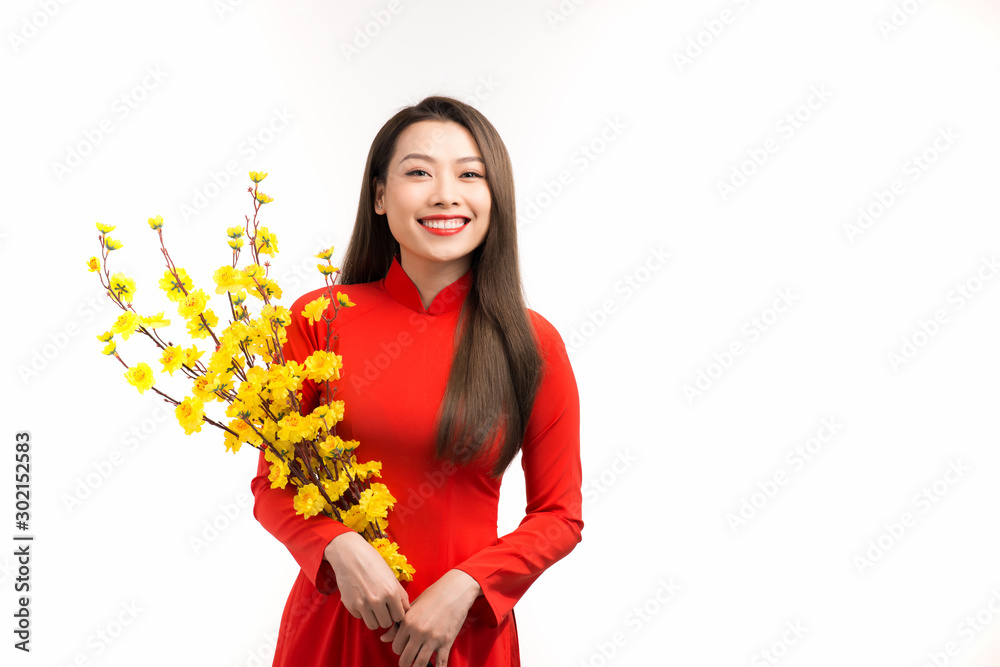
250, 291, 353, 595
452, 311, 584, 627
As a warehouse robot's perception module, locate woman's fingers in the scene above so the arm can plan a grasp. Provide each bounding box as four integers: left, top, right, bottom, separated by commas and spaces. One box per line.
380, 623, 398, 643
361, 607, 380, 631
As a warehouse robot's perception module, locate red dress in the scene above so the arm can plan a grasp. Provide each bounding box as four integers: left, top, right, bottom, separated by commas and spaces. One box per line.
250, 254, 583, 666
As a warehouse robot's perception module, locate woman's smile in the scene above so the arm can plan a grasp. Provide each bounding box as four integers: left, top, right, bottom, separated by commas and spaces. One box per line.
418, 215, 471, 235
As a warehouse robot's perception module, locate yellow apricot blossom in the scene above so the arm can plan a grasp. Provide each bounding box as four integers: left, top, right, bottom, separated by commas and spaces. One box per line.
336, 291, 355, 307
160, 345, 185, 375
110, 311, 140, 340
341, 504, 369, 532
186, 309, 219, 339
352, 459, 382, 481
255, 227, 278, 256
371, 538, 414, 582
124, 362, 155, 394
159, 268, 193, 301
108, 273, 136, 303
301, 295, 330, 326
304, 350, 341, 382
177, 288, 208, 318
87, 256, 101, 272
182, 345, 204, 368
139, 312, 170, 329
213, 265, 248, 295
175, 396, 205, 435
293, 483, 326, 519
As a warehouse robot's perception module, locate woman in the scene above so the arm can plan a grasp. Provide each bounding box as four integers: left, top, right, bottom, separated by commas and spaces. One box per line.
250, 95, 583, 667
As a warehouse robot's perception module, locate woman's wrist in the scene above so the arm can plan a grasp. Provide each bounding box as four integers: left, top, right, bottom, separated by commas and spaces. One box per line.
449, 569, 483, 607
323, 530, 359, 567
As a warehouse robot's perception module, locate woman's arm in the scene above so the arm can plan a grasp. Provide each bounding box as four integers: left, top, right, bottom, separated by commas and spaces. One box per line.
250, 446, 354, 593
451, 310, 584, 627
249, 291, 410, 631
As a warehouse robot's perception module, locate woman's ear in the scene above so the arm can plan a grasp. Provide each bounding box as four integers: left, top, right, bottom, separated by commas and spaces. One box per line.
373, 179, 384, 213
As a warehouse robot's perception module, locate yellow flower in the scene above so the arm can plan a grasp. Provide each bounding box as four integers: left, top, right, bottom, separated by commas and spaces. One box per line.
341, 504, 369, 532
101, 340, 117, 355
175, 396, 205, 435
293, 483, 326, 519
205, 371, 234, 395
110, 311, 140, 340
177, 288, 208, 318
228, 238, 244, 250
336, 291, 355, 307
317, 264, 337, 276
301, 296, 330, 326
104, 236, 123, 251
249, 170, 268, 183
359, 482, 395, 523
182, 345, 204, 368
353, 459, 382, 481
242, 264, 265, 280
108, 273, 136, 304
265, 364, 301, 402
148, 215, 164, 230
322, 475, 350, 504
304, 350, 342, 382
159, 345, 185, 375
97, 331, 114, 343
212, 265, 248, 295
254, 227, 278, 256
186, 309, 219, 339
190, 376, 215, 403
268, 465, 288, 489
265, 449, 290, 489
315, 245, 334, 260
255, 191, 274, 205
124, 362, 155, 394
86, 256, 101, 272
223, 431, 243, 454
159, 268, 193, 302
227, 225, 245, 239
318, 435, 344, 454
248, 277, 282, 300
225, 418, 262, 449
328, 400, 345, 423
139, 312, 170, 329
96, 222, 116, 233
372, 539, 414, 582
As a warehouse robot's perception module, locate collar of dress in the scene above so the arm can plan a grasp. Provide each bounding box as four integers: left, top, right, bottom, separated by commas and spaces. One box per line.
382, 253, 472, 315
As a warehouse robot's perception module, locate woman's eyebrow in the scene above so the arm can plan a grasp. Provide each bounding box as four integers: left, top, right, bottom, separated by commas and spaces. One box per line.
399, 153, 484, 165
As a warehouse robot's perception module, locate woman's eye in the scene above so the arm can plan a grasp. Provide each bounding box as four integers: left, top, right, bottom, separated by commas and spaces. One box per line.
405, 169, 484, 178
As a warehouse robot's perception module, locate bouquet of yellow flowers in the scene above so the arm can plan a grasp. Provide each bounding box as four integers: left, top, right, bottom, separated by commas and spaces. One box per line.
86, 171, 414, 581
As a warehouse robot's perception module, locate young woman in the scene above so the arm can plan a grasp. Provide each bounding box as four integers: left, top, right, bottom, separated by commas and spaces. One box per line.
250, 95, 583, 667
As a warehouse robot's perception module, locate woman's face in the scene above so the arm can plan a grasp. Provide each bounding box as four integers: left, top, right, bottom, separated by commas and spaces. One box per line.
375, 120, 491, 277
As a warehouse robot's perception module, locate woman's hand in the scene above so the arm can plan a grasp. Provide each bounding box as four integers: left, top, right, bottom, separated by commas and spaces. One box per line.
324, 531, 411, 630
379, 569, 482, 667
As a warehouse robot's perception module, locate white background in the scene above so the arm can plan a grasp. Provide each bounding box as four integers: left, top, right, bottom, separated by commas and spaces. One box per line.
2, 1, 1000, 665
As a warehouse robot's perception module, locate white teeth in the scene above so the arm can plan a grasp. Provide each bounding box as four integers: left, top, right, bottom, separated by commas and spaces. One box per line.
420, 218, 467, 229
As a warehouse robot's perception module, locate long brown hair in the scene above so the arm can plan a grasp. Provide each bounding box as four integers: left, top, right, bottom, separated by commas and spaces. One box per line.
337, 96, 542, 479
